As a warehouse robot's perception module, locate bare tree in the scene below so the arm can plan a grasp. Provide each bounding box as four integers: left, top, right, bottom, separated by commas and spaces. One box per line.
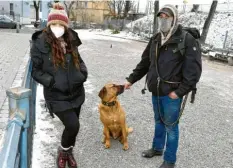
63, 0, 76, 18
116, 1, 124, 16
191, 4, 200, 12
153, 0, 159, 34
124, 1, 130, 17
200, 0, 218, 43
33, 0, 40, 21
107, 0, 117, 17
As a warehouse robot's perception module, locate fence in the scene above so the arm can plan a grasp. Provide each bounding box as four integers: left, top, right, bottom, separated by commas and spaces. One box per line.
0, 41, 37, 168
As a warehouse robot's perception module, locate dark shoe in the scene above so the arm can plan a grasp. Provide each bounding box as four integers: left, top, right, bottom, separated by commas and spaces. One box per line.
159, 161, 175, 168
67, 147, 77, 168
142, 148, 163, 158
57, 147, 68, 168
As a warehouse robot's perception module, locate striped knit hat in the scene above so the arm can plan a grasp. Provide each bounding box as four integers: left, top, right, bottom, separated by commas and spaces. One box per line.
47, 3, 68, 28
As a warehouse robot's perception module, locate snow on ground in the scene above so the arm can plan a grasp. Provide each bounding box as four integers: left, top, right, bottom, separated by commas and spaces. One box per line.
31, 84, 60, 168
24, 25, 34, 28
92, 10, 233, 49
31, 30, 233, 168
31, 77, 96, 168
91, 29, 146, 41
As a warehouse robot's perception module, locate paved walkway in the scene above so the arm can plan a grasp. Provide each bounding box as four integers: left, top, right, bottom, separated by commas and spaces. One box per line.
0, 32, 31, 141
32, 30, 233, 168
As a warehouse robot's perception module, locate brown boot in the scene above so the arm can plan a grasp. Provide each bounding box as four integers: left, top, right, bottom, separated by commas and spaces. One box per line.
67, 147, 77, 168
57, 147, 68, 168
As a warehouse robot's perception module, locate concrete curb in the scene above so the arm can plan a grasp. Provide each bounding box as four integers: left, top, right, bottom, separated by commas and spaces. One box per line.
95, 33, 149, 43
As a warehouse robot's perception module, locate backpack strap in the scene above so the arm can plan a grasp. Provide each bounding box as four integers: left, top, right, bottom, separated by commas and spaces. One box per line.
178, 31, 188, 57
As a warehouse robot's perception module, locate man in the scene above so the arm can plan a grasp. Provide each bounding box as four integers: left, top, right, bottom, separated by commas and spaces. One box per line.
124, 4, 202, 168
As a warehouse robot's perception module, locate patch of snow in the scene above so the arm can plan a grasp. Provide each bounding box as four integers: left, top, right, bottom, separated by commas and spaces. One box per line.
24, 25, 34, 28
84, 78, 95, 94
117, 11, 233, 48
31, 85, 60, 168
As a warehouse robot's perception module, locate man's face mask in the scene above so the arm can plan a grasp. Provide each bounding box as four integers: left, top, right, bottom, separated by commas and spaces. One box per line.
50, 24, 65, 38
158, 17, 173, 33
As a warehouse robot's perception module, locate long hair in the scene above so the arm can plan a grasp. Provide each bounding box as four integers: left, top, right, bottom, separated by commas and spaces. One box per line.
43, 27, 80, 69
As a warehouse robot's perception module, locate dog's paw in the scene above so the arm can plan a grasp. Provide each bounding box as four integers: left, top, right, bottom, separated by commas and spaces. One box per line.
105, 142, 111, 149
123, 144, 129, 151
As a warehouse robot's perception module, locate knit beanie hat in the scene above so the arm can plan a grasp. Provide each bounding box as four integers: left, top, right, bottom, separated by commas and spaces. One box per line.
47, 3, 68, 28
157, 7, 174, 17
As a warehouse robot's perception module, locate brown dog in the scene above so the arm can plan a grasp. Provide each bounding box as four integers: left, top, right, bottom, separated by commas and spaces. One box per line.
98, 83, 133, 150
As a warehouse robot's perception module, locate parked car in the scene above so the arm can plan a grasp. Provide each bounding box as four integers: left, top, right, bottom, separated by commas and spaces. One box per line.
0, 15, 21, 29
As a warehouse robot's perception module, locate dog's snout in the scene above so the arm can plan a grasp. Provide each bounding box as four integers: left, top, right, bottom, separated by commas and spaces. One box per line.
117, 85, 124, 95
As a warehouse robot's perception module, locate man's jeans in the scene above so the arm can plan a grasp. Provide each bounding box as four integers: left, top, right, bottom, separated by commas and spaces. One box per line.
152, 95, 182, 164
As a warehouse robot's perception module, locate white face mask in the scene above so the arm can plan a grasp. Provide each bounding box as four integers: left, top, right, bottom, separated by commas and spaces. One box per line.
50, 25, 65, 38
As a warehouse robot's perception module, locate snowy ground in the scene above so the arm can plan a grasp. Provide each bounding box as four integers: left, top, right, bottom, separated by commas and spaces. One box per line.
31, 30, 233, 168
93, 10, 233, 49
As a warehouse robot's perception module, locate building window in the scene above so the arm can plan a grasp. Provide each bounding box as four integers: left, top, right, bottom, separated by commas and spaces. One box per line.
10, 3, 14, 17
10, 3, 13, 11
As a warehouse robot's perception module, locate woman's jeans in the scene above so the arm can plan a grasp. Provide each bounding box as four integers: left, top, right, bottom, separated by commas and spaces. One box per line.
152, 95, 182, 164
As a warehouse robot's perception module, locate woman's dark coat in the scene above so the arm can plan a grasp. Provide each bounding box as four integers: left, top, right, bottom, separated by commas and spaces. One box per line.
30, 28, 87, 114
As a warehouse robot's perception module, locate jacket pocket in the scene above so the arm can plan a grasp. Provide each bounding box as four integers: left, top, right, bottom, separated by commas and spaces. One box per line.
52, 69, 69, 93
70, 70, 86, 91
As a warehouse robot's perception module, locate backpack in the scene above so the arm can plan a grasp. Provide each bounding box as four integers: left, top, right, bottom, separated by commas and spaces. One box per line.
178, 27, 201, 57
178, 27, 201, 103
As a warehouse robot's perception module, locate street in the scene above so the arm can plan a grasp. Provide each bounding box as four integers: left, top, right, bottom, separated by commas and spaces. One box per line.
31, 30, 233, 168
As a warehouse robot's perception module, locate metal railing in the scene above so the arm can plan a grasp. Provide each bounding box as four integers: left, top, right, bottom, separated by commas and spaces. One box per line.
0, 41, 37, 168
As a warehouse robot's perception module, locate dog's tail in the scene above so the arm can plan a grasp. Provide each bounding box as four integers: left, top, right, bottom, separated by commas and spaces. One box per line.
127, 127, 133, 134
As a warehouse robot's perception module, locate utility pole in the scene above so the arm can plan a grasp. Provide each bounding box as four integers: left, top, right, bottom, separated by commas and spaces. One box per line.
145, 0, 149, 16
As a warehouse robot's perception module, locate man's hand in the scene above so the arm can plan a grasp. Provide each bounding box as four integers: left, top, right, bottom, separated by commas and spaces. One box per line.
168, 91, 179, 99
124, 81, 132, 90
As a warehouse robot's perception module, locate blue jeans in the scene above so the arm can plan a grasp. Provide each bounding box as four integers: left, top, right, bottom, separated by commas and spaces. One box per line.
152, 95, 182, 164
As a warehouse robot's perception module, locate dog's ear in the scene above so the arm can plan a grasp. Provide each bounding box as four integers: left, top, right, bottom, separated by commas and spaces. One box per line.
98, 87, 106, 99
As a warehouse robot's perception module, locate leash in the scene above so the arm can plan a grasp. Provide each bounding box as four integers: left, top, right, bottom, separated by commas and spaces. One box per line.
154, 42, 187, 126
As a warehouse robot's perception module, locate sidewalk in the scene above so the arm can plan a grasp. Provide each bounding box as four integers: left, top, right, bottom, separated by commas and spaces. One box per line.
0, 32, 31, 142
32, 30, 233, 168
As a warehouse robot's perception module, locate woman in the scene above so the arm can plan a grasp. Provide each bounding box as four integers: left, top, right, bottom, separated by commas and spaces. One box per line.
30, 3, 87, 168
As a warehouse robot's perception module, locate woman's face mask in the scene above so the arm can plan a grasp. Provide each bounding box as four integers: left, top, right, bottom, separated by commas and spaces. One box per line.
50, 24, 65, 38
158, 17, 173, 33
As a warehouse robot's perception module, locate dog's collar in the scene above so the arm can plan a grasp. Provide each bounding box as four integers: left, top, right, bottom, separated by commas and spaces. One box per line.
102, 101, 116, 107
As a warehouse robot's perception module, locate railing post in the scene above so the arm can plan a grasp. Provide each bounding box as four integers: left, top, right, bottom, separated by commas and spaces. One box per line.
7, 87, 31, 168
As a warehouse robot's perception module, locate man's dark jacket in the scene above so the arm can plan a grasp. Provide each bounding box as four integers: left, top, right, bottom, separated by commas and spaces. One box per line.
127, 25, 202, 97
30, 28, 87, 113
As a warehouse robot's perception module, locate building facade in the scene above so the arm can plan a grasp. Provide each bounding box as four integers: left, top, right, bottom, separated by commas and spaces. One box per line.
70, 1, 111, 24
0, 0, 31, 24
